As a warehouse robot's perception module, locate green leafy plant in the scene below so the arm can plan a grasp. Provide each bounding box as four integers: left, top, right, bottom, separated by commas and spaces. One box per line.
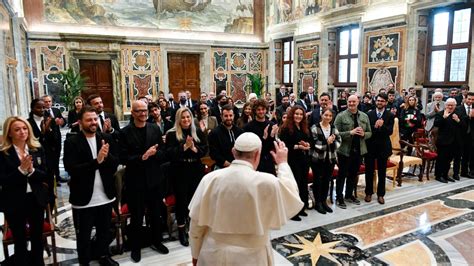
58, 68, 88, 110
246, 73, 265, 98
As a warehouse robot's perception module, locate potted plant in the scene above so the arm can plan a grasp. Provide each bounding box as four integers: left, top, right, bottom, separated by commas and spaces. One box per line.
246, 73, 265, 98
58, 67, 88, 110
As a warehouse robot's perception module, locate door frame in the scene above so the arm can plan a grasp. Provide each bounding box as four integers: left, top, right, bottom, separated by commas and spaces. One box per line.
161, 44, 212, 97
69, 52, 123, 119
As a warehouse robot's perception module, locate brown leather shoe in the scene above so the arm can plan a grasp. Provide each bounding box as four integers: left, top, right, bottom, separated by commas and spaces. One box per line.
377, 197, 385, 204
364, 195, 372, 203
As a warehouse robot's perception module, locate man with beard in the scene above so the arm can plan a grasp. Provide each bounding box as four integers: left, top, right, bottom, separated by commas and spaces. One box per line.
276, 85, 288, 107
386, 90, 399, 116
41, 95, 66, 183
210, 94, 229, 124
63, 106, 119, 265
209, 105, 244, 169
244, 99, 279, 175
87, 94, 121, 142
275, 95, 290, 124
308, 93, 338, 128
364, 93, 394, 204
120, 101, 169, 262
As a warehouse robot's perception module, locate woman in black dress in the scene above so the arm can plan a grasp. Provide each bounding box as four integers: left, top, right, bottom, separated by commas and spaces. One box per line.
67, 96, 84, 133
0, 116, 49, 265
279, 105, 311, 221
166, 107, 207, 246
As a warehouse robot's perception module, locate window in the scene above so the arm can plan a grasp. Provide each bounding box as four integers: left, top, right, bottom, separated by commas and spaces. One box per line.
282, 38, 294, 86
336, 26, 359, 86
427, 6, 472, 85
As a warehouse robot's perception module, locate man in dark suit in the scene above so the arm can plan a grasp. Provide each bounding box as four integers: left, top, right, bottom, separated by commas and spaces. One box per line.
42, 95, 66, 183
434, 98, 466, 183
86, 94, 121, 141
276, 85, 288, 107
167, 92, 178, 110
275, 94, 290, 124
308, 93, 338, 128
209, 105, 244, 168
305, 86, 318, 111
456, 92, 474, 178
119, 100, 169, 262
210, 94, 228, 124
296, 91, 310, 112
206, 91, 216, 107
186, 90, 198, 110
364, 93, 394, 204
456, 85, 469, 106
63, 106, 119, 265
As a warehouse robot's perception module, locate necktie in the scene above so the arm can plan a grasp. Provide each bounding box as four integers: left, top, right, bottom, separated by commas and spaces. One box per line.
468, 106, 471, 134
49, 109, 54, 118
99, 114, 105, 129
377, 112, 382, 119
229, 129, 235, 143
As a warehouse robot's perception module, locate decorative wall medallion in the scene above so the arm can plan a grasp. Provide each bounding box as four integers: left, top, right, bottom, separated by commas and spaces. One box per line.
231, 52, 247, 71
368, 33, 400, 63
132, 50, 151, 71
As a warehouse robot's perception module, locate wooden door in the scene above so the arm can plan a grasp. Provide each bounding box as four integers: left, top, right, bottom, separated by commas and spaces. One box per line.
80, 60, 114, 114
168, 54, 200, 100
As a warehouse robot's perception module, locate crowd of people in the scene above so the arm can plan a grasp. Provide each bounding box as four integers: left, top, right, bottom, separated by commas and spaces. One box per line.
0, 83, 473, 264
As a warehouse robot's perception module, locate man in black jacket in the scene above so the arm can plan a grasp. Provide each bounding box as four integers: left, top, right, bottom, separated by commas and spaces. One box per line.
87, 94, 121, 142
364, 93, 394, 204
119, 100, 169, 262
63, 106, 119, 265
308, 93, 338, 128
456, 92, 474, 179
209, 105, 244, 168
42, 95, 66, 183
434, 98, 466, 183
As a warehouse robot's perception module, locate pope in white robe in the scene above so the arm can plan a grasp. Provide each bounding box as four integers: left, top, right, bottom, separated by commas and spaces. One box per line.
188, 132, 304, 265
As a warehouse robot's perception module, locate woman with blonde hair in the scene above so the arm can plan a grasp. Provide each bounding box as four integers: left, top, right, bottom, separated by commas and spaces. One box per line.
166, 107, 208, 246
0, 116, 49, 265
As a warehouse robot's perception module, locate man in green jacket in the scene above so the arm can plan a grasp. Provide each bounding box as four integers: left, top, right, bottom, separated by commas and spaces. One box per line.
334, 95, 372, 209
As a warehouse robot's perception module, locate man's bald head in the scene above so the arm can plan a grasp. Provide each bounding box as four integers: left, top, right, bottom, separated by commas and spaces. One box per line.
131, 100, 148, 125
347, 95, 360, 113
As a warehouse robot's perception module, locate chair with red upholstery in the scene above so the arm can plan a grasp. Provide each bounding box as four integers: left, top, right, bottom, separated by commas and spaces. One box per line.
2, 205, 57, 264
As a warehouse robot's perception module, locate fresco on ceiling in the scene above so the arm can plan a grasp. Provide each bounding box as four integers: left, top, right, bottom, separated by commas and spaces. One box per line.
267, 0, 364, 26
43, 0, 254, 34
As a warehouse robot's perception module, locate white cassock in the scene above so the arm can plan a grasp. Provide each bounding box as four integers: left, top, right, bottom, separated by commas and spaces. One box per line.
188, 159, 303, 266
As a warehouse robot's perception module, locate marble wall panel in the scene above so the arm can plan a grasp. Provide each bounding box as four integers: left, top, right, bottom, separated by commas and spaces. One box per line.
295, 40, 320, 94
362, 26, 406, 93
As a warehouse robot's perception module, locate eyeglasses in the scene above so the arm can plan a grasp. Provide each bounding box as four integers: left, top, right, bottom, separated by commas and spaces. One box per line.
132, 109, 148, 113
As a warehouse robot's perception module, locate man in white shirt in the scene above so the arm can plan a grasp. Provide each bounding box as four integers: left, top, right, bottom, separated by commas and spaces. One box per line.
63, 106, 119, 265
189, 133, 303, 265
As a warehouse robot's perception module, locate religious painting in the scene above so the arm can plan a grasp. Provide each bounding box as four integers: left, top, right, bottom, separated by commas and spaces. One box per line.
367, 67, 397, 92
43, 0, 255, 34
368, 33, 400, 63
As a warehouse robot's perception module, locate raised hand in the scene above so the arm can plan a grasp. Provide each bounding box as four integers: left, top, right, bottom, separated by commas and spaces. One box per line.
97, 140, 109, 164
327, 134, 336, 145
103, 118, 112, 132
270, 124, 279, 138
142, 144, 158, 161
20, 155, 33, 173
270, 140, 288, 165
263, 124, 270, 140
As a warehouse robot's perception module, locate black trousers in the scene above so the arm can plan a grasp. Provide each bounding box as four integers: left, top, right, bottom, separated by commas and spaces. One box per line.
436, 144, 455, 179
5, 194, 45, 266
127, 188, 165, 251
172, 161, 204, 226
311, 159, 335, 203
72, 203, 112, 264
461, 140, 473, 175
365, 155, 388, 197
289, 158, 309, 209
336, 152, 361, 200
